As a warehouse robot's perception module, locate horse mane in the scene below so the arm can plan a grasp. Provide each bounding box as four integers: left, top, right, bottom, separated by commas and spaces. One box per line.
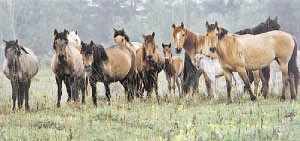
218, 28, 229, 40
114, 29, 130, 42
93, 44, 108, 66
235, 17, 280, 35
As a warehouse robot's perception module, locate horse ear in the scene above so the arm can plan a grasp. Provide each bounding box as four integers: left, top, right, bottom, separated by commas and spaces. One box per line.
275, 16, 278, 22
81, 41, 85, 47
122, 28, 124, 32
20, 46, 29, 54
162, 43, 165, 47
64, 29, 69, 35
90, 40, 94, 46
181, 22, 184, 28
206, 21, 209, 28
152, 32, 155, 38
113, 28, 117, 32
54, 29, 58, 36
142, 34, 146, 40
215, 21, 218, 27
169, 43, 171, 47
3, 40, 8, 44
172, 24, 176, 29
15, 39, 18, 45
75, 31, 78, 35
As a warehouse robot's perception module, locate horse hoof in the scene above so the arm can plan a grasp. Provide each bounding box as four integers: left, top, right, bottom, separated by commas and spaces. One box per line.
82, 101, 86, 105
280, 96, 286, 101
226, 100, 233, 105
57, 103, 61, 108
251, 96, 257, 101
67, 98, 71, 102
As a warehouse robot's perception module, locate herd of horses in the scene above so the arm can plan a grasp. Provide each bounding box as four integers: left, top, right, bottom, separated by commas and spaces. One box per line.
2, 16, 300, 111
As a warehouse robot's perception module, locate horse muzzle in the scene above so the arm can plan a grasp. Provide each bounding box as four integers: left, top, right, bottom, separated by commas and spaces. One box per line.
58, 55, 66, 63
175, 48, 182, 54
146, 55, 153, 61
209, 47, 216, 53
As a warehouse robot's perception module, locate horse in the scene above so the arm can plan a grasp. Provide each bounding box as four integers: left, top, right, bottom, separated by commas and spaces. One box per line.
80, 40, 136, 106
113, 28, 143, 97
205, 21, 298, 103
135, 32, 164, 102
67, 30, 81, 50
51, 29, 86, 107
171, 22, 217, 98
162, 43, 184, 97
194, 53, 245, 99
235, 16, 281, 96
2, 40, 39, 111
113, 28, 142, 53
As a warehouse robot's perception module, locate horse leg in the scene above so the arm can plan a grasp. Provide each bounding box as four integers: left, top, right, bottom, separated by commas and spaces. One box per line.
17, 80, 23, 109
259, 68, 269, 99
104, 83, 111, 104
237, 68, 257, 101
56, 75, 63, 108
203, 72, 213, 99
25, 79, 31, 111
176, 75, 181, 98
223, 69, 233, 104
90, 79, 97, 107
64, 77, 72, 102
172, 75, 176, 95
232, 72, 245, 98
80, 77, 86, 104
154, 74, 160, 103
192, 72, 201, 96
253, 70, 260, 96
280, 63, 289, 101
166, 75, 172, 96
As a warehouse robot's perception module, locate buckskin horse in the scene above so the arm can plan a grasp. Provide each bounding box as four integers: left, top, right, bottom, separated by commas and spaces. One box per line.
205, 21, 298, 103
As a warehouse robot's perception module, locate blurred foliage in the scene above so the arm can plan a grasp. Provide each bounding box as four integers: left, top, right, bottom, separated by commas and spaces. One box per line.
1, 0, 300, 67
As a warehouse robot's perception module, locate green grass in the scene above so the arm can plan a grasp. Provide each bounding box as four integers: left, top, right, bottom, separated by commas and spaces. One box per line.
0, 70, 300, 140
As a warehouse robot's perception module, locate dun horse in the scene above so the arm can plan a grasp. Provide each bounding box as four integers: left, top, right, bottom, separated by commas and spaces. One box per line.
80, 40, 136, 106
3, 40, 39, 111
171, 22, 216, 98
51, 29, 86, 107
235, 16, 281, 96
205, 21, 298, 103
162, 43, 184, 97
135, 32, 164, 101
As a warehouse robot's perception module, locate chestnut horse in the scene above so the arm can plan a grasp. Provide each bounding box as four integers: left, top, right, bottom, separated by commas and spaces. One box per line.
171, 22, 217, 98
3, 40, 39, 111
205, 21, 298, 103
135, 32, 164, 102
162, 43, 184, 97
51, 29, 86, 107
80, 40, 136, 106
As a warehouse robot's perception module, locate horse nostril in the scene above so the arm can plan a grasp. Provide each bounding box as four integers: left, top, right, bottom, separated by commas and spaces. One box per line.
175, 48, 182, 54
209, 47, 216, 53
58, 55, 65, 61
147, 55, 153, 60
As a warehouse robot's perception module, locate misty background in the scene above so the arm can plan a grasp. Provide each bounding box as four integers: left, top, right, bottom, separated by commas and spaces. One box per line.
0, 0, 300, 67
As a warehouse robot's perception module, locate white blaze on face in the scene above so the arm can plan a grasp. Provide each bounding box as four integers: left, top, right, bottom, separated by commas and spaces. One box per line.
176, 32, 181, 47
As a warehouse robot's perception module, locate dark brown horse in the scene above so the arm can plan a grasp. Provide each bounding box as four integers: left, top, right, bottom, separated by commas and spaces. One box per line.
135, 32, 164, 102
3, 40, 39, 111
51, 29, 86, 107
80, 40, 136, 106
234, 16, 281, 96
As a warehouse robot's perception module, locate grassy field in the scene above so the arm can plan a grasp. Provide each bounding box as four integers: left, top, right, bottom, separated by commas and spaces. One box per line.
0, 70, 300, 140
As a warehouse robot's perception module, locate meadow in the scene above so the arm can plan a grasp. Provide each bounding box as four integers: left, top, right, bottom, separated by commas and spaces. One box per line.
0, 70, 300, 140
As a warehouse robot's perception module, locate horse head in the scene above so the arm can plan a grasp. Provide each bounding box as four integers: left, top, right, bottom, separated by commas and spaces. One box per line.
162, 43, 172, 64
172, 22, 186, 54
205, 21, 228, 53
142, 32, 157, 62
53, 29, 69, 63
113, 28, 130, 45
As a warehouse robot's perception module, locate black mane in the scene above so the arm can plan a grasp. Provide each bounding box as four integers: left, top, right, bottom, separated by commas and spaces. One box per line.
235, 17, 280, 35
92, 44, 108, 66
114, 29, 130, 42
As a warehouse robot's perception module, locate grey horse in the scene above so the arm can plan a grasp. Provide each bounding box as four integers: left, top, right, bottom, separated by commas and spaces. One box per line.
2, 40, 38, 111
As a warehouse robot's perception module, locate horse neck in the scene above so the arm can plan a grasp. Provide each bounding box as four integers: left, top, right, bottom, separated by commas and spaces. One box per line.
217, 35, 235, 58
164, 60, 175, 75
183, 29, 206, 55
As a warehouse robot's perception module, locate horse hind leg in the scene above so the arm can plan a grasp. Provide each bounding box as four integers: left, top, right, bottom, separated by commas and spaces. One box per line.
223, 69, 233, 104
25, 79, 31, 111
104, 83, 111, 104
279, 63, 289, 101
237, 67, 257, 101
80, 77, 86, 104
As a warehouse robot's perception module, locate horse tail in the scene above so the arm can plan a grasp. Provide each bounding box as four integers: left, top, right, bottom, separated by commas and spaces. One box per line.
288, 36, 299, 98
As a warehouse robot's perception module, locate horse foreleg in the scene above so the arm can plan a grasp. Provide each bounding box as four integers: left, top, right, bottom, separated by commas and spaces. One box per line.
224, 69, 233, 104
166, 75, 172, 96
253, 70, 260, 96
80, 77, 86, 104
56, 76, 63, 108
90, 79, 97, 107
104, 83, 111, 104
203, 72, 213, 99
237, 68, 256, 101
17, 80, 24, 109
172, 75, 176, 96
259, 68, 269, 99
176, 75, 181, 98
64, 77, 72, 102
154, 75, 160, 103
